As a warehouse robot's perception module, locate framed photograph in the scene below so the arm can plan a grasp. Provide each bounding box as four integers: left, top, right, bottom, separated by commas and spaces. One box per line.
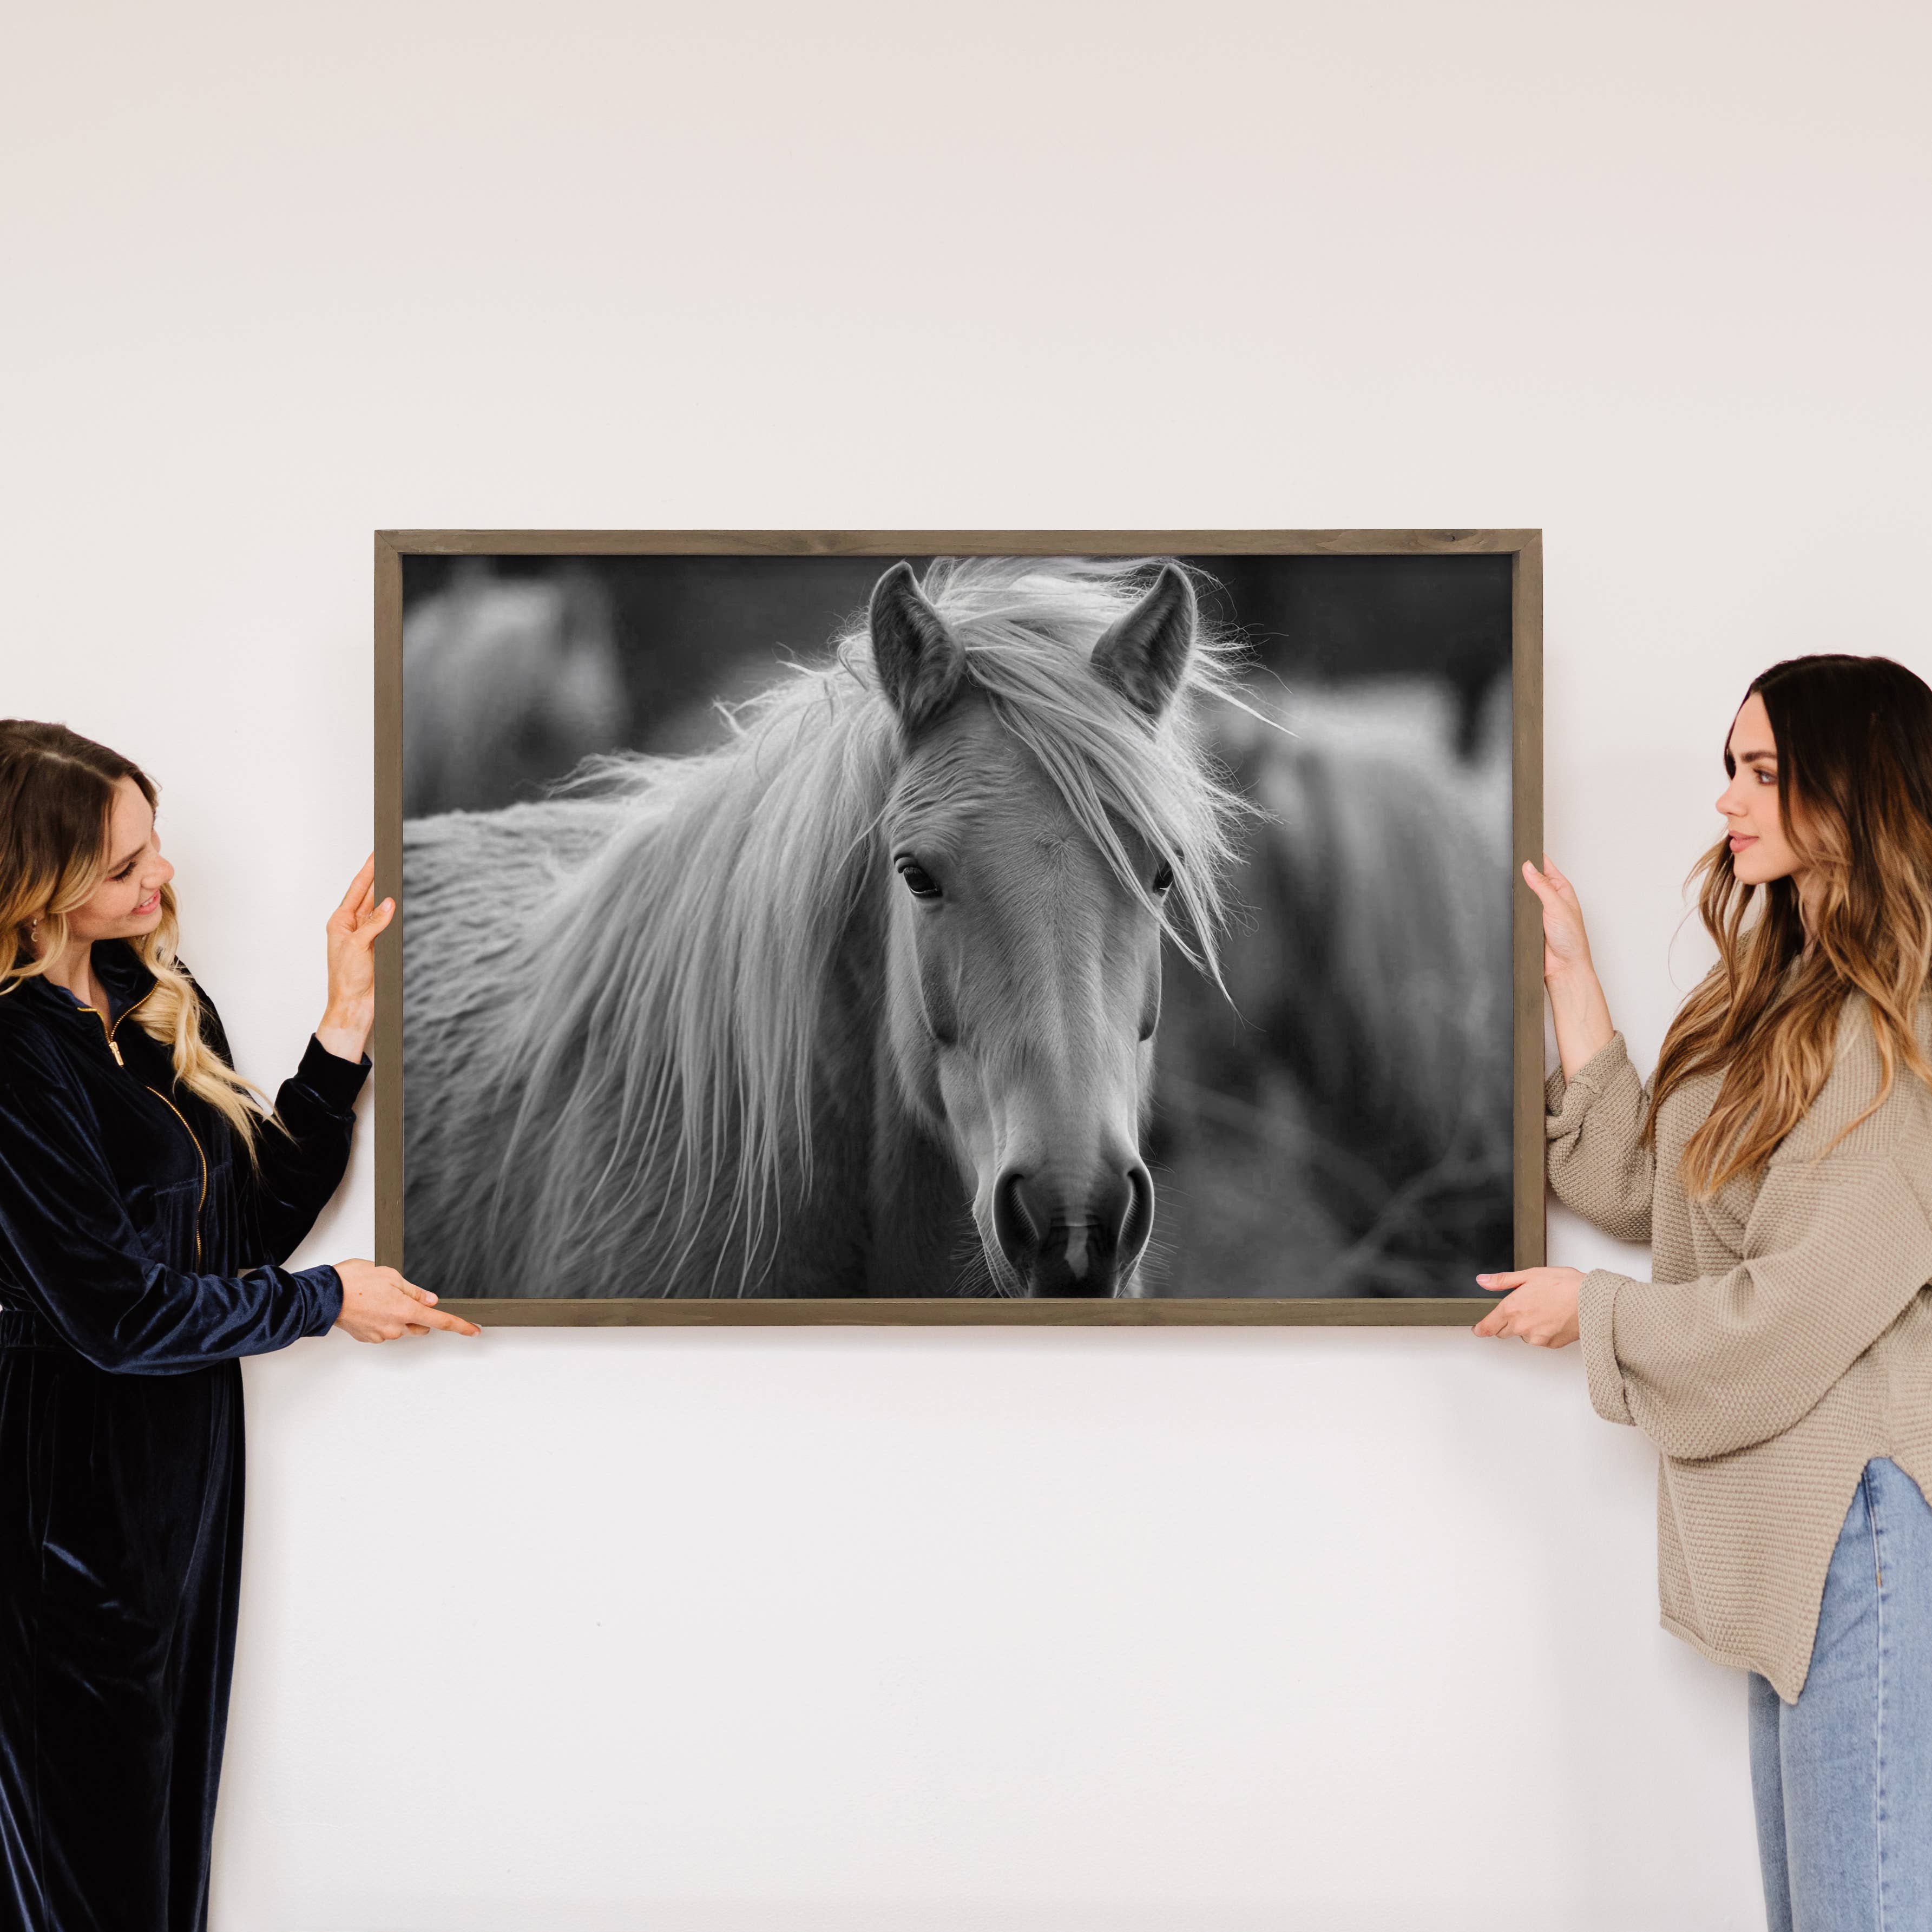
375, 530, 1542, 1325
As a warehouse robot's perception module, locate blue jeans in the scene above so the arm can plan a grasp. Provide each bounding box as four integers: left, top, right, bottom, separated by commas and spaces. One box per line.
1750, 1459, 1932, 1931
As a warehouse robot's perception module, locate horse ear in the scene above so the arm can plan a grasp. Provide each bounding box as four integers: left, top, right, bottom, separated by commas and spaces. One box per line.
869, 563, 965, 733
1090, 565, 1197, 722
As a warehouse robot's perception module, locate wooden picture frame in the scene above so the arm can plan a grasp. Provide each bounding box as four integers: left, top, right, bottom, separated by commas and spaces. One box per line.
375, 529, 1543, 1325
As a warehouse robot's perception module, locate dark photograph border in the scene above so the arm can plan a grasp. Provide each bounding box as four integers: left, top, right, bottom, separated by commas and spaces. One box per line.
374, 530, 1544, 1326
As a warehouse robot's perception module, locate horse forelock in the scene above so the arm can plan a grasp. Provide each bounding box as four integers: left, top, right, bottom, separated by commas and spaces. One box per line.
480, 555, 1251, 1295
891, 557, 1253, 975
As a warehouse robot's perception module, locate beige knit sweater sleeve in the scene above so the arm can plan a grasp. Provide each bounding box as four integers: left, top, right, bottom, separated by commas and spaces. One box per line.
1549, 1023, 1932, 1460
1545, 1032, 1655, 1246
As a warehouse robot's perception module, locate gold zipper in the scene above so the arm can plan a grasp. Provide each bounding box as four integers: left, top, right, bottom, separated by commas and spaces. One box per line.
78, 984, 152, 1066
83, 988, 206, 1269
105, 984, 153, 1064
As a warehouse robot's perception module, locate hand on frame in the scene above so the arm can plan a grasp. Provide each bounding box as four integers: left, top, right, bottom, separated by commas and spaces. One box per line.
332, 1260, 482, 1343
1472, 1266, 1583, 1348
316, 856, 392, 1063
1521, 855, 1594, 984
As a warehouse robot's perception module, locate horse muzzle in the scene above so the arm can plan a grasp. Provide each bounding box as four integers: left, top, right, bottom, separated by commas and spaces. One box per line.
990, 1161, 1154, 1297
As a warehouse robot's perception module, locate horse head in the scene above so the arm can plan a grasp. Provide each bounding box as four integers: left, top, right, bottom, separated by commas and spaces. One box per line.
867, 562, 1200, 1297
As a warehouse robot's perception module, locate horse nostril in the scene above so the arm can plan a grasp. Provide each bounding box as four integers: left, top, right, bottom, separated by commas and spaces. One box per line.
1085, 1163, 1151, 1268
1087, 1168, 1132, 1255
1116, 1162, 1154, 1267
993, 1169, 1048, 1271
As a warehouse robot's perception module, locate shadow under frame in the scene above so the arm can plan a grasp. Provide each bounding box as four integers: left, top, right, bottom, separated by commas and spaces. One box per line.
374, 528, 1545, 1326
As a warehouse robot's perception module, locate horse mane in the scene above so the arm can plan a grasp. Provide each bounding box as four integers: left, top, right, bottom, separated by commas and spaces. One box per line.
482, 555, 1254, 1295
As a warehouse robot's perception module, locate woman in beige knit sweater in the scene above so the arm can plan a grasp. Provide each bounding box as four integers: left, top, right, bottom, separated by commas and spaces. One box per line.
1474, 654, 1932, 1931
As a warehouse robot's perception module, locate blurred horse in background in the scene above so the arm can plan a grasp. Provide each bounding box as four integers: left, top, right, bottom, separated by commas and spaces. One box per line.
403, 561, 631, 816
403, 557, 1250, 1299
1146, 680, 1514, 1294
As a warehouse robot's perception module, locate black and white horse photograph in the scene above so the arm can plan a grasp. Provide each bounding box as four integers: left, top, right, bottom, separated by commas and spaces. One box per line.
399, 549, 1515, 1300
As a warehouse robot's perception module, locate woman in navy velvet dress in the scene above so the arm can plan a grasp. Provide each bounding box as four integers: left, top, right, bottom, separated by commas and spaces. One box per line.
0, 720, 479, 1932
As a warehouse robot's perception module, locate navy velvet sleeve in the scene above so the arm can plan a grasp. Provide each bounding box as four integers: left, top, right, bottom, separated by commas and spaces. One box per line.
194, 986, 370, 1266
0, 1026, 344, 1376
252, 1036, 371, 1263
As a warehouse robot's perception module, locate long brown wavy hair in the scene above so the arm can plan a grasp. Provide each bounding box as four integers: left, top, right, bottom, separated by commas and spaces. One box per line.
1646, 655, 1932, 1195
0, 720, 272, 1153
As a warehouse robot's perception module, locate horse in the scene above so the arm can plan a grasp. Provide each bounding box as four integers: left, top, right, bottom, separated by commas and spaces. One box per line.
402, 556, 1252, 1298
1145, 679, 1515, 1296
402, 560, 630, 817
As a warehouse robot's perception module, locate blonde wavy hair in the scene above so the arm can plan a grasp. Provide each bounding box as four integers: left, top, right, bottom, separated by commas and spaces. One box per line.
1646, 655, 1932, 1195
1, 719, 274, 1156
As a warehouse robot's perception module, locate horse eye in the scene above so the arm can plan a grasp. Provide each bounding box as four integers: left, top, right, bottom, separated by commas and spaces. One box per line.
898, 860, 942, 899
1152, 860, 1175, 894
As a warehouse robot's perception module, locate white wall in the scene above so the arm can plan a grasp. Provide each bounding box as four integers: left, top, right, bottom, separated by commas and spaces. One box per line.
5, 3, 1926, 1925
